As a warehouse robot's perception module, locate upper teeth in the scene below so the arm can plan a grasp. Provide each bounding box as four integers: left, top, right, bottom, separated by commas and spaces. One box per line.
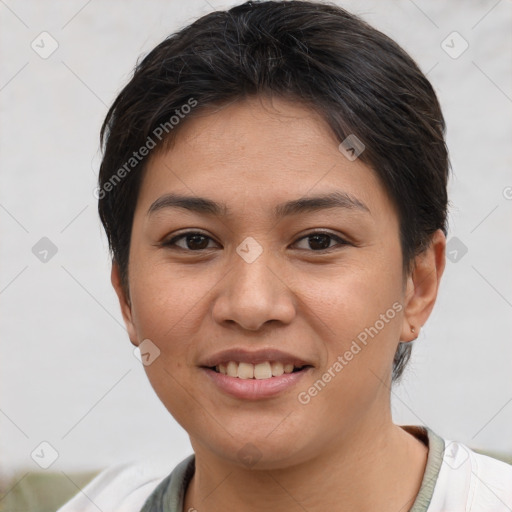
216, 361, 298, 379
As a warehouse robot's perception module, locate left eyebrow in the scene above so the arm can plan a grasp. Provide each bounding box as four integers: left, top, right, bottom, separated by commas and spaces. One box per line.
274, 191, 370, 217
147, 191, 370, 218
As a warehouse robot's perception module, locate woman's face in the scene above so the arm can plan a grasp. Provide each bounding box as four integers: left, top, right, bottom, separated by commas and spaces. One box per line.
116, 96, 415, 468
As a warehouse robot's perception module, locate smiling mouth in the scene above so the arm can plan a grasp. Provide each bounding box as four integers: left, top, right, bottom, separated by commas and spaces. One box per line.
207, 361, 311, 380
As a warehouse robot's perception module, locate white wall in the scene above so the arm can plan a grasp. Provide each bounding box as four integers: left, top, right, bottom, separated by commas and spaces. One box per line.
1, 0, 511, 477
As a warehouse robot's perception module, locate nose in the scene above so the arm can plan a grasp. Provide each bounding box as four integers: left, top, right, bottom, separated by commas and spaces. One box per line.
211, 245, 297, 332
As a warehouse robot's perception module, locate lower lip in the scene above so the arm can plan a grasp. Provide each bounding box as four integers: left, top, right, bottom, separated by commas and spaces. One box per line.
202, 367, 311, 400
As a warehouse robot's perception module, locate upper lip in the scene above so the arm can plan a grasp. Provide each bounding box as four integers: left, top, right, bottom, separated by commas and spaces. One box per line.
199, 348, 313, 368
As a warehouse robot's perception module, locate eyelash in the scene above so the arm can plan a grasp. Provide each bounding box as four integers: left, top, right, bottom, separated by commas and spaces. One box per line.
161, 230, 349, 253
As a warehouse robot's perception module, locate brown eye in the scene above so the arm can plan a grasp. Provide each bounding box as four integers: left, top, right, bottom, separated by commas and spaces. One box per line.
164, 232, 218, 251
294, 232, 348, 251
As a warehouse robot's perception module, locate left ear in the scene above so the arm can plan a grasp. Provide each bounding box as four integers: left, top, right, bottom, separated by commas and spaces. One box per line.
400, 229, 446, 342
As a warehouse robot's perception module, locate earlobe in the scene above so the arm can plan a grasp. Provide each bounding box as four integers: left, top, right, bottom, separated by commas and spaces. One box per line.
400, 229, 446, 342
111, 262, 139, 347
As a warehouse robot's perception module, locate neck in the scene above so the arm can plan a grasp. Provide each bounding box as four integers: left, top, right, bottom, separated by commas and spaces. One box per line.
184, 420, 428, 512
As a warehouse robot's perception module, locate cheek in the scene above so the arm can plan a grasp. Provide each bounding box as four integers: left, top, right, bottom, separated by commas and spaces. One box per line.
293, 264, 404, 424
127, 263, 209, 428
302, 258, 403, 336
129, 259, 209, 337
299, 250, 405, 391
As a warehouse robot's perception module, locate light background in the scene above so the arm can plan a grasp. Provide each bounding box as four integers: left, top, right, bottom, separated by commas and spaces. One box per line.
1, 0, 511, 478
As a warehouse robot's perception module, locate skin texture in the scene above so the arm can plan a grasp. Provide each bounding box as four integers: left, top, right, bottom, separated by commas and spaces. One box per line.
112, 96, 446, 511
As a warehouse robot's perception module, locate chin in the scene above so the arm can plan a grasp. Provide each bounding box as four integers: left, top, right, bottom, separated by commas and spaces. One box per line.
192, 425, 320, 471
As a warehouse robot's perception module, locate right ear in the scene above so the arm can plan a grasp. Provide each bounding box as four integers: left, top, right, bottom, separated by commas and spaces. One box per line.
111, 262, 139, 347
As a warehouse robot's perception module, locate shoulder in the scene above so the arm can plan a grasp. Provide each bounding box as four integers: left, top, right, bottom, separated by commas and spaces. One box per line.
429, 439, 512, 511
56, 454, 188, 512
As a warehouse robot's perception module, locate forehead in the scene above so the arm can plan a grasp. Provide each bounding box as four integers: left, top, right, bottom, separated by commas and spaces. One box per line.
136, 96, 394, 221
